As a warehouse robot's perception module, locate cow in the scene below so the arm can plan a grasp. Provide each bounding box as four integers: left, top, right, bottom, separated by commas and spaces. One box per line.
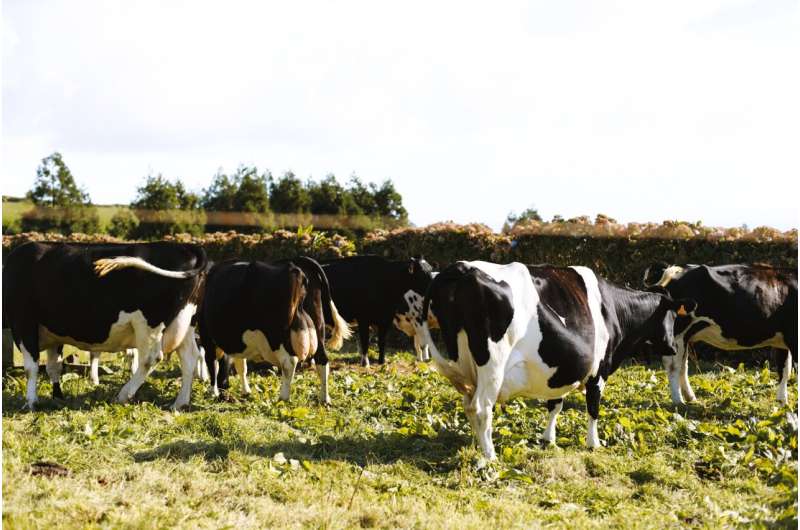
199, 256, 350, 404
643, 263, 798, 405
411, 261, 694, 460
2, 241, 208, 411
321, 255, 436, 366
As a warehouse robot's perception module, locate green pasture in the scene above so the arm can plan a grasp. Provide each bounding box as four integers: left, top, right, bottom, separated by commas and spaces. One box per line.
2, 347, 797, 529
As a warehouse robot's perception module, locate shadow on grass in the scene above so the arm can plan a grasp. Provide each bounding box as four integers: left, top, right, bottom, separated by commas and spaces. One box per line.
132, 429, 471, 473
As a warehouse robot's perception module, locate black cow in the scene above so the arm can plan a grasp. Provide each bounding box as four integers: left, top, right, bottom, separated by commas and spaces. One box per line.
321, 255, 436, 366
2, 241, 207, 410
410, 260, 693, 460
199, 256, 350, 404
643, 263, 798, 405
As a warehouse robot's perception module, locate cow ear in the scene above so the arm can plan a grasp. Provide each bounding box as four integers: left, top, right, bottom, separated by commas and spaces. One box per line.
671, 298, 697, 315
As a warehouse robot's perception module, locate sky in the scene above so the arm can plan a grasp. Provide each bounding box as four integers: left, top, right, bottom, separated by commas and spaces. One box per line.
2, 0, 799, 230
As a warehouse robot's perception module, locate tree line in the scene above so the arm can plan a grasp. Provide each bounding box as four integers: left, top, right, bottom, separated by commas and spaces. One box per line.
8, 152, 408, 238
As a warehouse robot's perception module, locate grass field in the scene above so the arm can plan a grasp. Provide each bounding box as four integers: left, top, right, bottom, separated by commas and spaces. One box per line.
2, 200, 125, 232
2, 347, 797, 529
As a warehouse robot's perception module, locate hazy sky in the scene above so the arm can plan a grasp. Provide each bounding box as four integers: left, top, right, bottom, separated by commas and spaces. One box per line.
3, 1, 799, 230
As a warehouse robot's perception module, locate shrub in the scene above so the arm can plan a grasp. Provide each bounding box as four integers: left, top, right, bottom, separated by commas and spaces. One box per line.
107, 209, 140, 239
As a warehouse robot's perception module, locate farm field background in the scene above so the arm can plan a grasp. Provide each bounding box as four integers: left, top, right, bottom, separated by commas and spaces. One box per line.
2, 346, 797, 528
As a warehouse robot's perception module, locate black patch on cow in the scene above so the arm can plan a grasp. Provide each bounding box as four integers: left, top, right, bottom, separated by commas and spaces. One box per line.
528, 267, 596, 389
422, 263, 514, 366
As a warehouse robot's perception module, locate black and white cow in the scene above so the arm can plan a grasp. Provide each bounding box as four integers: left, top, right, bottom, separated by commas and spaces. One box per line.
199, 256, 350, 404
412, 261, 694, 460
643, 263, 798, 405
321, 255, 436, 366
2, 241, 208, 410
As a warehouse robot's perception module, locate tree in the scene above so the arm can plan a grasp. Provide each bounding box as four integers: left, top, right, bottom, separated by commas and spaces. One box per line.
232, 166, 270, 213
308, 174, 346, 215
22, 152, 100, 234
201, 170, 238, 211
269, 171, 311, 213
132, 174, 199, 211
347, 176, 377, 216
202, 166, 269, 213
27, 152, 90, 207
372, 180, 407, 221
506, 207, 542, 226
130, 174, 203, 238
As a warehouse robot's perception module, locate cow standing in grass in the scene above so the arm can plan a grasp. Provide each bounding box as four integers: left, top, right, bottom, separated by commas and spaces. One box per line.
412, 261, 694, 460
2, 241, 207, 411
643, 263, 797, 405
321, 255, 436, 366
200, 256, 350, 404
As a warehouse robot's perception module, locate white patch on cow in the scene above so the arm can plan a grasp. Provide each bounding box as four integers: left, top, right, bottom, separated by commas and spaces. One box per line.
587, 417, 601, 449
127, 348, 139, 374
689, 318, 786, 350
220, 329, 308, 401
671, 315, 790, 405
543, 400, 563, 444
89, 351, 101, 385
777, 350, 792, 405
316, 362, 331, 404
234, 357, 251, 395
21, 343, 39, 410
162, 304, 197, 353
171, 327, 202, 411
569, 266, 609, 379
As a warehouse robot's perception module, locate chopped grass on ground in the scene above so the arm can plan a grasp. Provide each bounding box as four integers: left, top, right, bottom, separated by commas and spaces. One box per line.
2, 349, 797, 528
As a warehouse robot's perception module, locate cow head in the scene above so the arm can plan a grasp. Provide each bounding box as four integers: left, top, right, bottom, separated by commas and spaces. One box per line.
393, 257, 437, 335
643, 262, 687, 289
639, 297, 697, 357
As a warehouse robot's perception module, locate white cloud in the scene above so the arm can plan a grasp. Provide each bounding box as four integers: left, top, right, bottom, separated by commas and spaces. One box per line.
3, 0, 798, 229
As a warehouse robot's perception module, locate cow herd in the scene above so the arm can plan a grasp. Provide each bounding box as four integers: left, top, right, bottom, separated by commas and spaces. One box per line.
2, 241, 797, 461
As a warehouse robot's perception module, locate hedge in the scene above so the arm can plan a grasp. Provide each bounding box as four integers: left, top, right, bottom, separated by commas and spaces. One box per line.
3, 224, 796, 289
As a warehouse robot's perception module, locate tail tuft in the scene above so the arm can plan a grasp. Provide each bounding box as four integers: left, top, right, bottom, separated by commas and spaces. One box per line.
326, 301, 352, 351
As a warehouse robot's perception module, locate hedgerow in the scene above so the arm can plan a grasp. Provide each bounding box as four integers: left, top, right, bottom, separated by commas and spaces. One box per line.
3, 220, 796, 288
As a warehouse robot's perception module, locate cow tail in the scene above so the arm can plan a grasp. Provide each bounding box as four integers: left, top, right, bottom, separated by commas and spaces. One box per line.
93, 245, 208, 279
294, 256, 351, 350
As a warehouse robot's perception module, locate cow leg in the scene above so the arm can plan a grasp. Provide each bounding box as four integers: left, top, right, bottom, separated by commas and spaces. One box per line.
358, 322, 370, 367
585, 375, 606, 449
234, 358, 251, 395
195, 347, 210, 382
313, 338, 331, 405
472, 363, 504, 461
414, 334, 430, 362
89, 351, 101, 386
377, 323, 388, 365
117, 324, 164, 404
543, 398, 564, 445
776, 350, 792, 405
45, 347, 64, 399
277, 349, 299, 402
127, 348, 139, 375
679, 342, 697, 402
171, 332, 201, 411
21, 344, 40, 410
662, 354, 684, 405
462, 393, 479, 443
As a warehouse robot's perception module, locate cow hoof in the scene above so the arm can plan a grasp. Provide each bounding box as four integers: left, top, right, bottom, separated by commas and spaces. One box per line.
52, 383, 64, 400
360, 358, 370, 368
24, 400, 38, 412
